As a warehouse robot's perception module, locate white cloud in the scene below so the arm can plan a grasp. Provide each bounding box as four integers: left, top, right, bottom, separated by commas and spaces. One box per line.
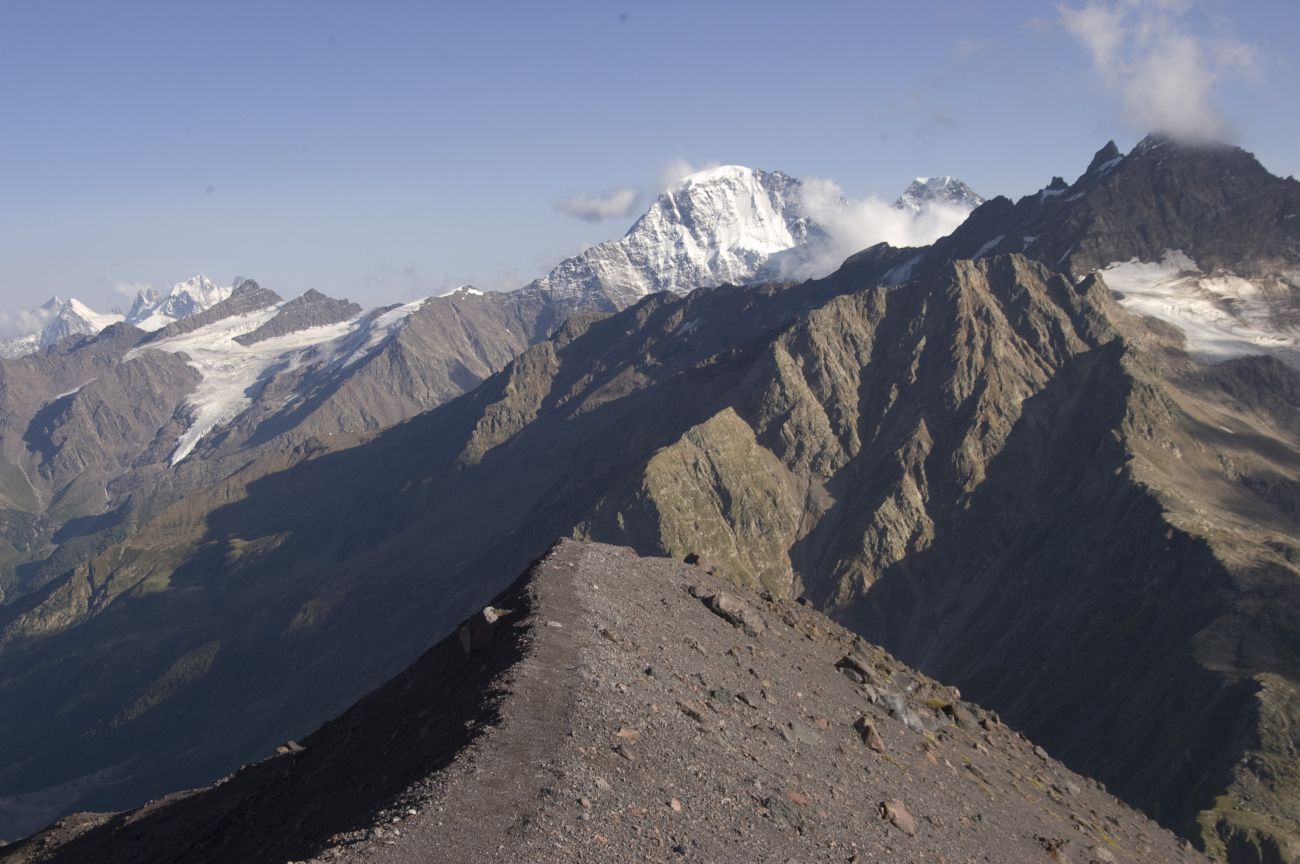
0, 304, 57, 339
554, 186, 643, 223
1059, 0, 1258, 141
111, 280, 154, 299
659, 158, 720, 191
784, 178, 974, 279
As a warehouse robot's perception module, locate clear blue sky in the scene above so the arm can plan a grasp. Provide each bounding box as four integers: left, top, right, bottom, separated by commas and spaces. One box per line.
1, 0, 1296, 314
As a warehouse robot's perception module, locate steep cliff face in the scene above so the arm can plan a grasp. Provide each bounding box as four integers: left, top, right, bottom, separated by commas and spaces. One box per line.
578, 256, 1115, 607
853, 336, 1300, 858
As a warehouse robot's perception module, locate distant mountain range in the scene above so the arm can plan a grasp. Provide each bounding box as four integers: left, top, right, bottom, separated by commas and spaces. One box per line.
0, 140, 1297, 863
0, 169, 982, 361
0, 276, 237, 359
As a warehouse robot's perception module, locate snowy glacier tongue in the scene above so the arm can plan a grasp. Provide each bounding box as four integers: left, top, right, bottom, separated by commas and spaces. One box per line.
128, 298, 430, 466
1102, 250, 1300, 367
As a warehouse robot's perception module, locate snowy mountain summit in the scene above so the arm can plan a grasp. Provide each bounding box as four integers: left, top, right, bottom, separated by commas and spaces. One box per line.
527, 165, 984, 314
1, 168, 984, 360
894, 176, 985, 214
0, 276, 240, 359
526, 165, 822, 313
126, 275, 234, 331
0, 296, 124, 359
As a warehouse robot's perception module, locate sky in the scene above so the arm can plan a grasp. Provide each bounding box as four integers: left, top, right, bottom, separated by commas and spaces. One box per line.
1, 0, 1297, 323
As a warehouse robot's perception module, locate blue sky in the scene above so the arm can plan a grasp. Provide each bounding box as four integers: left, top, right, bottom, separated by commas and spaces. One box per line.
1, 0, 1296, 318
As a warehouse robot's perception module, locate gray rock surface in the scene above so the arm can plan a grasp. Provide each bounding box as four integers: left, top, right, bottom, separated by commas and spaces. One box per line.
233, 290, 362, 346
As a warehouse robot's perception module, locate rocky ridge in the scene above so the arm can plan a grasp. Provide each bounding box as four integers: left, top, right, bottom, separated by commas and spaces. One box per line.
0, 541, 1203, 864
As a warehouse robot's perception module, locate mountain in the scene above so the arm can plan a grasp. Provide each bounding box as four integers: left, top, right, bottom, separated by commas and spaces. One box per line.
0, 276, 239, 361
0, 541, 1201, 864
872, 135, 1300, 368
522, 166, 821, 314
0, 168, 983, 368
522, 165, 984, 315
0, 298, 123, 360
0, 166, 979, 615
894, 175, 985, 213
17, 143, 1299, 859
0, 278, 550, 611
0, 231, 1295, 859
125, 275, 234, 332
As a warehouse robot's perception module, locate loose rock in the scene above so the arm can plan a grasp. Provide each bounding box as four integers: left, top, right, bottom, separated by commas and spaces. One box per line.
881, 799, 917, 836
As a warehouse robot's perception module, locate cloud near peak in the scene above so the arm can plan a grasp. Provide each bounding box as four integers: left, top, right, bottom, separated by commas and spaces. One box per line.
782, 178, 975, 280
554, 186, 643, 223
1059, 0, 1259, 142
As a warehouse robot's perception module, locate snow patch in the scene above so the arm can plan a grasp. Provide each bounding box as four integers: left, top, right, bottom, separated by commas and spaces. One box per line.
972, 235, 1005, 258
127, 297, 432, 465
53, 381, 92, 401
883, 253, 923, 286
337, 299, 429, 370
1093, 156, 1124, 175
1101, 250, 1300, 367
672, 318, 703, 337
436, 286, 484, 298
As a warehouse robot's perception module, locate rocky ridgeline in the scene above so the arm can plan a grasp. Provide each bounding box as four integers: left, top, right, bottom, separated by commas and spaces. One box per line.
0, 542, 1203, 864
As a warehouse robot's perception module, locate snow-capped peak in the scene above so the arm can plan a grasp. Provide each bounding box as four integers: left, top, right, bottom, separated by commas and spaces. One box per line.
636, 166, 807, 257
529, 165, 992, 311
526, 165, 819, 312
436, 285, 485, 298
0, 296, 125, 359
894, 176, 985, 213
671, 164, 755, 189
0, 276, 245, 360
127, 275, 235, 332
